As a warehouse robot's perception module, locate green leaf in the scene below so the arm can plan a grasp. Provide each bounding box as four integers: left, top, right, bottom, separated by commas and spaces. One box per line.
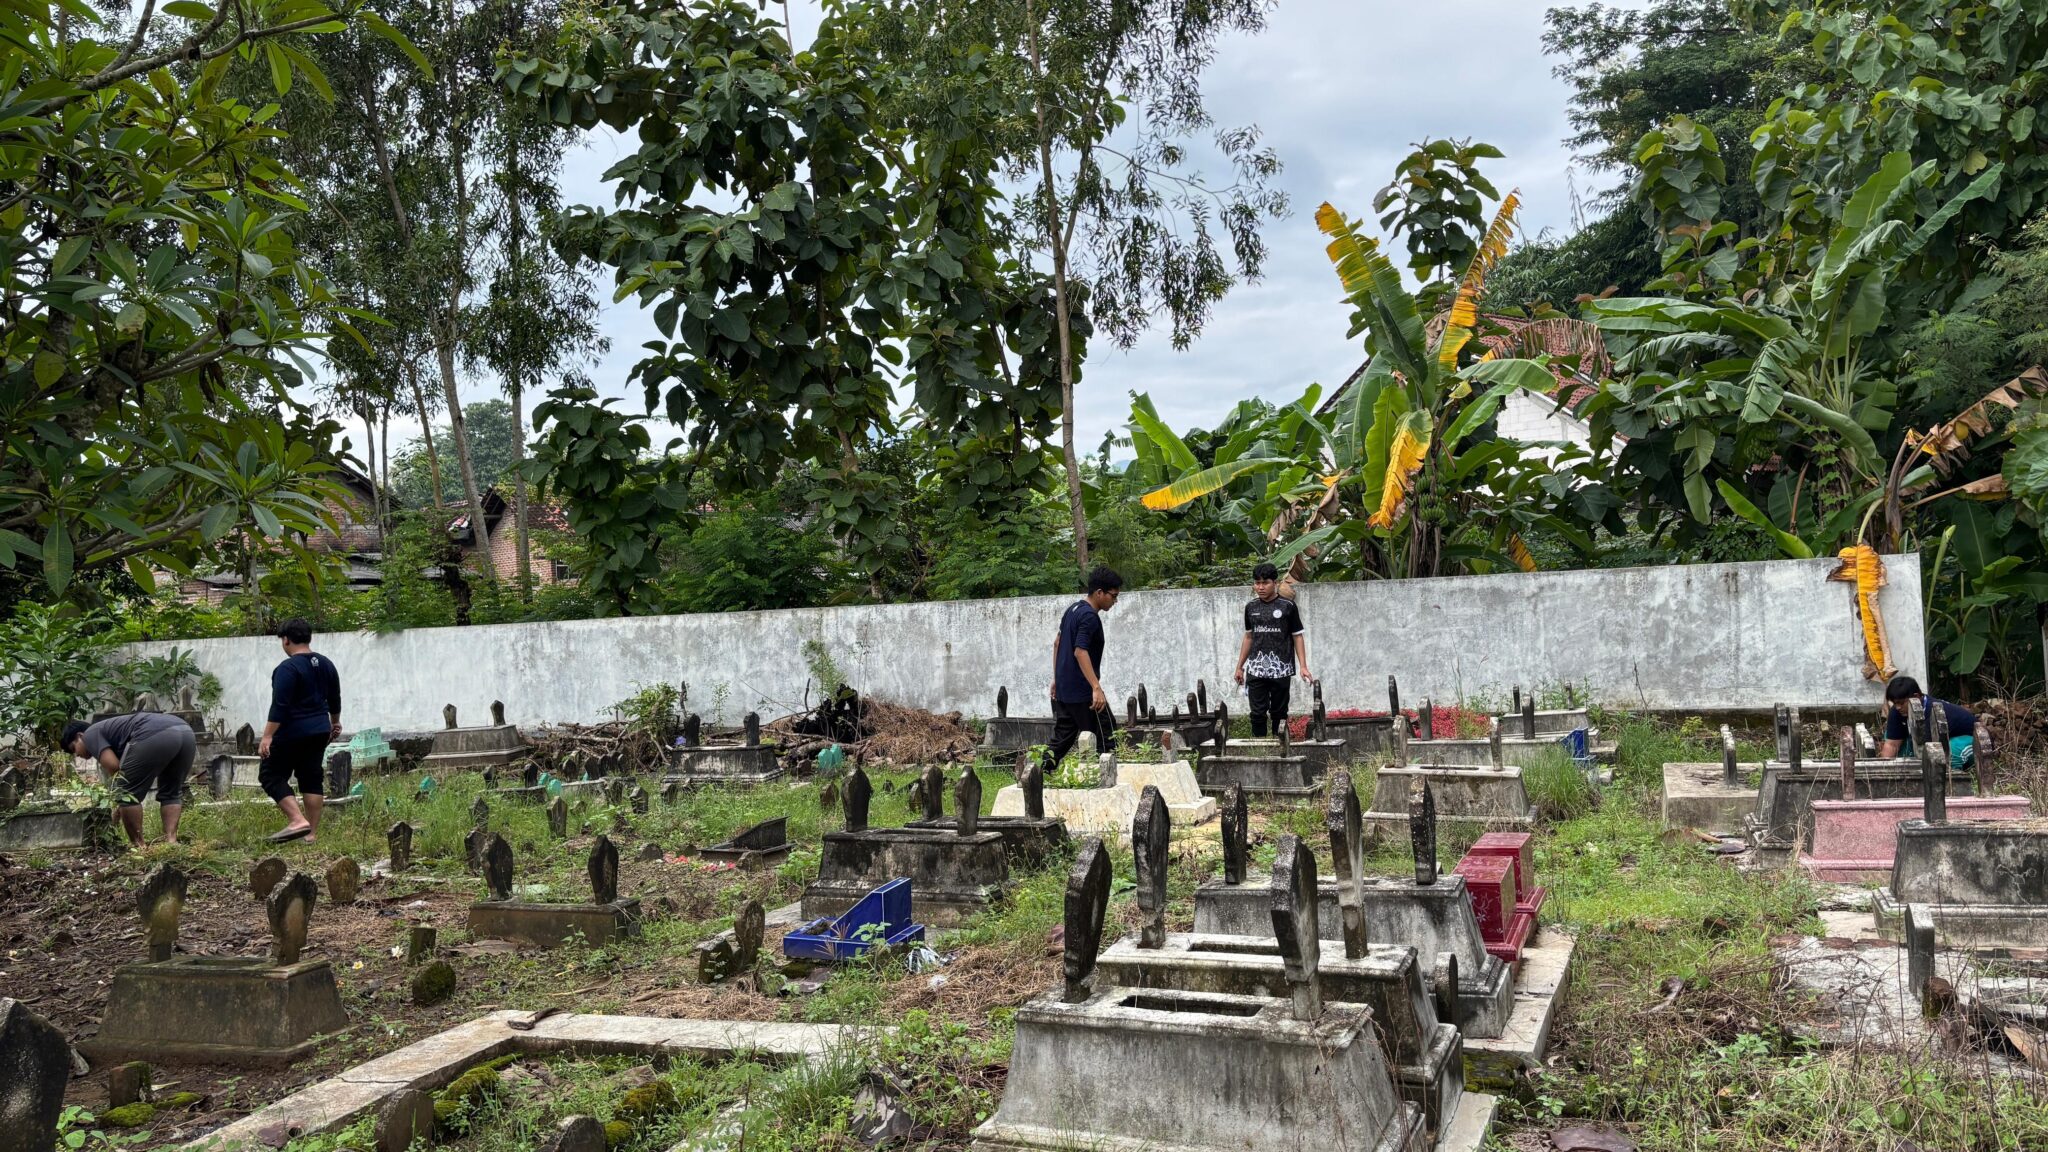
362, 12, 434, 79
711, 309, 749, 342
125, 555, 157, 594
1683, 472, 1711, 524
43, 520, 72, 594
251, 505, 284, 537
1139, 458, 1287, 511
33, 349, 65, 386
266, 42, 292, 96
1127, 399, 1198, 473
200, 503, 235, 542
1715, 480, 1814, 559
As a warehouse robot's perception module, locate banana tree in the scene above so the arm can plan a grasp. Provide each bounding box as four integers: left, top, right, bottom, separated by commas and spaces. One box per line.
1139, 194, 1609, 579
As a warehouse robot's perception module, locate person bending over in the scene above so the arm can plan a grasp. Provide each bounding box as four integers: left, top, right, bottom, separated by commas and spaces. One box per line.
1040, 567, 1124, 777
1233, 562, 1312, 738
1878, 674, 1977, 769
59, 711, 196, 847
260, 617, 343, 843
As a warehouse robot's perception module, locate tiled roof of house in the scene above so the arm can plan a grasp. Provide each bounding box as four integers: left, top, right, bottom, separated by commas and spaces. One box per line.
1320, 313, 1611, 417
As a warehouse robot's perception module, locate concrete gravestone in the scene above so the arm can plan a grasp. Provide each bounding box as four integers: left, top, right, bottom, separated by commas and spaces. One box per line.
210, 754, 235, 800
388, 822, 414, 873
1133, 785, 1170, 948
467, 833, 641, 949
954, 767, 982, 836
326, 857, 361, 905
376, 1088, 437, 1152
1063, 838, 1111, 1002
917, 764, 945, 823
491, 700, 506, 727
1018, 755, 1045, 820
444, 704, 459, 730
629, 785, 649, 815
326, 750, 353, 797
138, 863, 188, 962
589, 835, 619, 905
843, 765, 873, 832
484, 834, 515, 902
250, 856, 287, 901
804, 760, 1012, 929
1221, 782, 1247, 885
470, 794, 490, 828
540, 1115, 607, 1152
548, 797, 568, 838
267, 873, 318, 965
1268, 834, 1322, 1020
0, 997, 71, 1152
1326, 772, 1367, 958
1410, 778, 1437, 886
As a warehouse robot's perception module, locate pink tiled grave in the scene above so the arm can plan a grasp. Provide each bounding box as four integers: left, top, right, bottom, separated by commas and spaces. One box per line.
1799, 795, 2034, 883
1461, 832, 1545, 963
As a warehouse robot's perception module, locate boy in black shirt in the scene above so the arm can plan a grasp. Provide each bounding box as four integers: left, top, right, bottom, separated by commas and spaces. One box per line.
1233, 563, 1311, 738
260, 617, 343, 843
1040, 566, 1124, 776
1878, 674, 1977, 768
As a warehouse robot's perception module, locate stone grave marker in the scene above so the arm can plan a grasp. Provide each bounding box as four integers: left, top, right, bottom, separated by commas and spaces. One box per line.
483, 834, 515, 902
481, 766, 499, 791
464, 828, 488, 874
388, 822, 414, 872
1214, 702, 1229, 751
0, 767, 18, 813
995, 686, 1008, 719
376, 1088, 437, 1152
1773, 703, 1790, 760
1137, 683, 1150, 718
603, 777, 626, 805
1904, 904, 1936, 1012
406, 925, 436, 965
236, 723, 257, 755
1016, 753, 1045, 820
521, 760, 542, 789
0, 998, 70, 1152
1720, 725, 1738, 787
541, 1115, 607, 1152
1931, 701, 1951, 757
1186, 691, 1198, 719
326, 857, 361, 905
629, 785, 649, 815
1063, 837, 1111, 1002
1132, 784, 1170, 948
589, 835, 619, 905
250, 857, 287, 901
1126, 696, 1138, 728
548, 797, 568, 838
327, 750, 353, 798
491, 700, 506, 727
1921, 741, 1948, 823
1268, 834, 1323, 1020
1520, 697, 1536, 741
209, 754, 234, 800
1839, 727, 1857, 797
683, 713, 702, 746
1197, 679, 1209, 715
917, 764, 946, 822
1098, 751, 1118, 788
1312, 696, 1328, 743
844, 765, 873, 832
733, 899, 765, 972
1512, 685, 1522, 715
469, 794, 490, 828
1418, 699, 1434, 741
411, 960, 456, 1006
1221, 782, 1248, 885
267, 872, 319, 965
954, 767, 983, 836
1326, 771, 1367, 959
1277, 716, 1291, 753
1170, 702, 1181, 721
1488, 716, 1504, 769
1392, 719, 1409, 768
1409, 778, 1437, 885
1787, 706, 1803, 771
1387, 675, 1402, 725
636, 843, 664, 863
744, 711, 761, 747
110, 1060, 151, 1109
659, 780, 680, 806
137, 864, 188, 962
444, 704, 459, 730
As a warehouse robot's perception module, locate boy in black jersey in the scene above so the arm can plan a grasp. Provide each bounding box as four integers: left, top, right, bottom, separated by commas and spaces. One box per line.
260, 617, 342, 843
1233, 563, 1311, 738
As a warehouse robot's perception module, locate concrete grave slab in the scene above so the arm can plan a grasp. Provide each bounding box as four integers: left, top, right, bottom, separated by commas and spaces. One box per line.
0, 804, 102, 851
992, 760, 1216, 832
1462, 929, 1575, 1090
1746, 756, 1953, 866
82, 956, 350, 1067
802, 826, 1010, 928
1364, 767, 1535, 836
1873, 818, 2048, 949
1801, 795, 2032, 883
1661, 762, 1760, 834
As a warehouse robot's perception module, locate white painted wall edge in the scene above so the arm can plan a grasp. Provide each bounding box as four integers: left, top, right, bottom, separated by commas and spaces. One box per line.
124, 554, 1926, 733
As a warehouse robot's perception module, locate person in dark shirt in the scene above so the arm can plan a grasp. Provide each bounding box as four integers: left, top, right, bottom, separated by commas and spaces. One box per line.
1233, 562, 1311, 737
1879, 674, 1978, 768
59, 710, 196, 847
1039, 566, 1124, 777
260, 617, 343, 843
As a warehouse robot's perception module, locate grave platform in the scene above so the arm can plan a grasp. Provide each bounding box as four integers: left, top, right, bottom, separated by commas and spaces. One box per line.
466, 898, 643, 949
1745, 757, 1960, 866
1122, 718, 1224, 751
1462, 929, 1576, 1091
1194, 750, 1321, 797
1200, 735, 1350, 771
667, 743, 784, 784
1192, 875, 1517, 1039
82, 956, 349, 1067
1364, 767, 1535, 837
1660, 762, 1759, 834
801, 827, 1009, 928
904, 816, 1068, 868
991, 760, 1215, 832
973, 987, 1426, 1152
1801, 795, 2032, 883
1094, 934, 1462, 1137
982, 716, 1057, 750
1872, 818, 2048, 950
1326, 715, 1399, 759
1493, 708, 1590, 738
0, 804, 105, 851
417, 724, 526, 773
1406, 736, 1575, 769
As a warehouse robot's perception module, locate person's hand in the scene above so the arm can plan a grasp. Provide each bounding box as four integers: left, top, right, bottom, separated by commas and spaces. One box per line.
1049, 681, 1057, 701
1299, 668, 1314, 683
1090, 685, 1106, 711
1233, 665, 1245, 685
257, 735, 273, 759
330, 721, 343, 740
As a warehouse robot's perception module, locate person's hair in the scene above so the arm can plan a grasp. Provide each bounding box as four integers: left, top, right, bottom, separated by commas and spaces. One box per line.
1884, 675, 1922, 702
276, 617, 314, 645
1084, 566, 1125, 594
1252, 562, 1279, 582
59, 720, 89, 752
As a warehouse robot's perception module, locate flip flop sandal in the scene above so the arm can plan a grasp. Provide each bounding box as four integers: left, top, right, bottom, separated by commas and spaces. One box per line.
268, 826, 313, 843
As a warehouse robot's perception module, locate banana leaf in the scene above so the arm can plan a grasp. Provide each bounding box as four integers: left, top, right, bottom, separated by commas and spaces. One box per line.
1715, 479, 1814, 559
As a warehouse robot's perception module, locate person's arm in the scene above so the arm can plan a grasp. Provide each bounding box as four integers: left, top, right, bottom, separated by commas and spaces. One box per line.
1234, 632, 1252, 684
1879, 703, 1904, 758
1074, 649, 1106, 711
326, 662, 343, 739
1049, 633, 1061, 700
96, 747, 120, 784
1294, 630, 1311, 682
261, 662, 289, 758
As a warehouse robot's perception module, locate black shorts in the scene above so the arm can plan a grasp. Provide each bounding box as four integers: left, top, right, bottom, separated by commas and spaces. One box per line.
259, 730, 330, 802
116, 726, 196, 807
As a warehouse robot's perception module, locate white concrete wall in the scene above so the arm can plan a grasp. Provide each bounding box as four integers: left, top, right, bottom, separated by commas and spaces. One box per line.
130, 555, 1926, 732
1497, 391, 1594, 464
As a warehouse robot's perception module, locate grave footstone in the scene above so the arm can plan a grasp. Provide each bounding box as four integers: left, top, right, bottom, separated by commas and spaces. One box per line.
1269, 834, 1323, 1020
548, 797, 568, 838
844, 765, 872, 832
209, 754, 234, 800
0, 767, 18, 814
411, 960, 455, 1006
1921, 741, 1948, 823
1488, 717, 1504, 770
110, 1060, 151, 1109
521, 760, 542, 789
603, 777, 626, 806
659, 780, 681, 806
1839, 727, 1856, 797
954, 768, 982, 836
137, 864, 187, 962
444, 704, 459, 730
1197, 680, 1208, 715
540, 1115, 607, 1152
406, 925, 436, 965
1521, 698, 1536, 741
236, 724, 257, 755
491, 700, 506, 727
629, 785, 649, 815
1787, 706, 1803, 771
1221, 782, 1248, 885
1312, 697, 1328, 743
636, 842, 664, 863
326, 858, 360, 905
1137, 684, 1150, 719
388, 822, 414, 873
683, 713, 702, 746
1186, 692, 1198, 718
326, 750, 353, 798
376, 1088, 437, 1152
0, 998, 71, 1152
918, 764, 946, 822
1387, 675, 1402, 729
1132, 785, 1169, 948
1904, 904, 1936, 1014
470, 794, 489, 828
1063, 838, 1111, 1002
996, 687, 1008, 719
1326, 771, 1366, 959
1512, 686, 1521, 715
744, 711, 761, 747
1126, 696, 1138, 728
733, 899, 765, 972
1417, 699, 1434, 741
1214, 702, 1229, 751
482, 766, 499, 791
1017, 754, 1045, 820
1721, 725, 1738, 788
1409, 778, 1437, 886
464, 828, 488, 874
1098, 752, 1118, 788
267, 873, 318, 965
250, 857, 287, 901
589, 835, 619, 905
483, 835, 515, 902
1773, 703, 1790, 760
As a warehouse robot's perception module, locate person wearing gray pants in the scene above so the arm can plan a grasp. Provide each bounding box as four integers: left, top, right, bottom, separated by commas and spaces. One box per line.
60, 712, 197, 846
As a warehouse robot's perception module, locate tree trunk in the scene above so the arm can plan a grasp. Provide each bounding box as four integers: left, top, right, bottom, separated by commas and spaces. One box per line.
437, 29, 494, 582
504, 132, 533, 595
1025, 0, 1089, 575
380, 402, 391, 537
437, 333, 494, 581
408, 362, 446, 509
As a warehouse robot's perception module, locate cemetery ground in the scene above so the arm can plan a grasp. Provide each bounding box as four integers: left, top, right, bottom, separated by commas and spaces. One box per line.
7, 716, 2048, 1151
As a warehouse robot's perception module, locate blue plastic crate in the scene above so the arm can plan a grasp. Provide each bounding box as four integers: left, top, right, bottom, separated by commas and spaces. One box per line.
782, 878, 926, 962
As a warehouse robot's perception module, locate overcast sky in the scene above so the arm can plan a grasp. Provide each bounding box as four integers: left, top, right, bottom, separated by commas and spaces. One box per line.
380, 0, 1626, 460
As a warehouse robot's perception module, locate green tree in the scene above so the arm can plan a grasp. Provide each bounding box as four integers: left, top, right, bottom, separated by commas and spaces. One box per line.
390, 399, 523, 510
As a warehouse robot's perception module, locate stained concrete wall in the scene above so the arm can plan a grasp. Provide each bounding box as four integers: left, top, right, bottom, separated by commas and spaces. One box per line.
128, 554, 1925, 731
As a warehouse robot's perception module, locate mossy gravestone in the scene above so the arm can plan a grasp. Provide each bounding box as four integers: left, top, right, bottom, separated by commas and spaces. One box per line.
1063, 839, 1111, 1002
110, 1061, 151, 1109
483, 834, 515, 903
250, 857, 287, 901
589, 836, 619, 905
1132, 785, 1170, 948
548, 796, 568, 838
376, 1088, 437, 1152
388, 822, 414, 873
267, 873, 318, 965
0, 998, 71, 1152
327, 858, 360, 905
629, 785, 649, 815
541, 1115, 606, 1152
411, 960, 456, 1006
470, 794, 490, 828
137, 864, 187, 962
